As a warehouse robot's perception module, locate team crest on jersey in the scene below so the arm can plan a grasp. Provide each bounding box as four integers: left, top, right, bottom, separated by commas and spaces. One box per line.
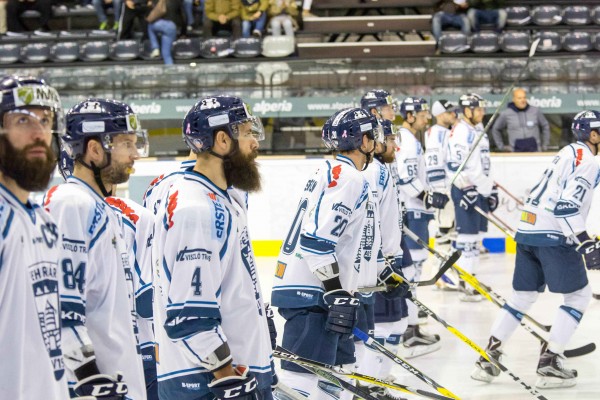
361, 201, 375, 262
29, 261, 64, 380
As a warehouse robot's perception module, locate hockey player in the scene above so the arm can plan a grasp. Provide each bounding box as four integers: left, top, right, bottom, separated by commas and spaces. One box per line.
271, 108, 380, 399
0, 76, 69, 399
152, 95, 274, 400
447, 93, 495, 302
395, 97, 447, 357
360, 119, 410, 400
472, 110, 600, 389
425, 100, 459, 289
44, 98, 148, 399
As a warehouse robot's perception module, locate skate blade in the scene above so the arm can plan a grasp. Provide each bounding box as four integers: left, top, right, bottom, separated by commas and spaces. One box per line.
535, 376, 577, 389
470, 366, 497, 383
459, 293, 483, 302
402, 342, 441, 359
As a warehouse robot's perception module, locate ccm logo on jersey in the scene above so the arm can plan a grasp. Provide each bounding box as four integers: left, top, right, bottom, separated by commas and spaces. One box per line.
333, 297, 360, 306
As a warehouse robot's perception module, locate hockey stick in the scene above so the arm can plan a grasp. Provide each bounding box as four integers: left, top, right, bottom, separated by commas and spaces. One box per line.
495, 181, 525, 207
402, 227, 596, 358
353, 327, 460, 400
473, 205, 516, 238
448, 38, 541, 189
273, 347, 455, 400
359, 251, 460, 292
274, 382, 310, 400
409, 297, 549, 400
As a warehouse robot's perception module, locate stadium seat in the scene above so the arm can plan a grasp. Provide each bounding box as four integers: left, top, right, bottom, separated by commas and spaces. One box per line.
262, 35, 295, 58
439, 32, 469, 54
21, 42, 50, 63
255, 62, 291, 86
500, 59, 529, 81
163, 66, 191, 88
562, 32, 592, 52
499, 31, 529, 53
127, 66, 164, 88
70, 68, 107, 89
592, 6, 600, 24
0, 44, 21, 64
196, 64, 227, 86
470, 32, 499, 53
79, 41, 109, 61
50, 42, 79, 62
41, 68, 72, 90
233, 38, 262, 58
434, 60, 466, 83
110, 40, 140, 61
531, 5, 562, 26
172, 38, 201, 59
469, 60, 500, 82
565, 58, 597, 81
200, 38, 233, 58
227, 64, 256, 85
505, 6, 531, 26
594, 33, 600, 51
563, 6, 591, 26
533, 31, 562, 53
530, 59, 563, 81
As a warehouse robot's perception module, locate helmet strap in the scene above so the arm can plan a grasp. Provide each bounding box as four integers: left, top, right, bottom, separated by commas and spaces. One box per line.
358, 135, 376, 171
78, 154, 113, 197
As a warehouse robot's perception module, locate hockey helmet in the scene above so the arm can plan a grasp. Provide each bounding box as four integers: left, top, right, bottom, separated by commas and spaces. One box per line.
379, 119, 397, 137
360, 89, 396, 111
572, 110, 600, 141
398, 97, 429, 119
458, 93, 486, 110
322, 108, 382, 151
58, 149, 74, 180
63, 98, 149, 160
0, 75, 64, 135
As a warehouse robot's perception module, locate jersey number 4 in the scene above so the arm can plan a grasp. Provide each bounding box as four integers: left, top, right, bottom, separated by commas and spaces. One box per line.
62, 259, 86, 292
191, 267, 202, 296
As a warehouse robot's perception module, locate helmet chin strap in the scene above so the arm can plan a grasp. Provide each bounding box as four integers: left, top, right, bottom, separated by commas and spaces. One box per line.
78, 154, 113, 197
358, 140, 376, 171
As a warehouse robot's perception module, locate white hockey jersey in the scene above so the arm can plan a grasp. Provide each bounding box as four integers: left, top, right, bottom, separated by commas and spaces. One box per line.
424, 124, 451, 191
152, 170, 273, 399
106, 197, 156, 378
0, 184, 70, 400
43, 177, 146, 399
394, 127, 432, 215
271, 155, 373, 309
516, 142, 600, 246
447, 119, 493, 196
143, 160, 195, 215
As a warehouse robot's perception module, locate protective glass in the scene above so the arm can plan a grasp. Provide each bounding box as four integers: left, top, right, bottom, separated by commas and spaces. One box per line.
231, 115, 265, 141
2, 108, 63, 135
106, 130, 149, 158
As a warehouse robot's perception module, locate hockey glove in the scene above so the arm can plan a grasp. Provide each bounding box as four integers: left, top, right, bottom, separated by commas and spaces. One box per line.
459, 187, 479, 211
73, 372, 128, 400
264, 303, 277, 350
576, 233, 600, 270
208, 365, 259, 400
323, 289, 360, 337
424, 191, 449, 210
378, 257, 411, 299
488, 185, 499, 212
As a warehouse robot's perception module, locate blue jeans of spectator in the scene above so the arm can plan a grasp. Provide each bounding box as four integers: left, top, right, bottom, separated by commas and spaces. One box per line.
93, 0, 122, 23
182, 0, 194, 26
241, 12, 267, 37
468, 8, 506, 32
148, 19, 177, 64
432, 11, 470, 41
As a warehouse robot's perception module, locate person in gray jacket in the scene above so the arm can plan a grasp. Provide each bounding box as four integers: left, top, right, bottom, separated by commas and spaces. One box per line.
491, 88, 550, 152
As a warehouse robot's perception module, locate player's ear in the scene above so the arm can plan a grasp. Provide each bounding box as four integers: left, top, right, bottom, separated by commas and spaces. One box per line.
86, 139, 104, 164
213, 130, 231, 153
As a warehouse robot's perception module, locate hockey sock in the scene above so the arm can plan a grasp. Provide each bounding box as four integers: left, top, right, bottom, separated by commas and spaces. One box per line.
548, 285, 591, 354
338, 364, 357, 400
358, 338, 383, 381
402, 265, 419, 325
379, 334, 402, 378
454, 234, 479, 274
279, 369, 318, 398
490, 290, 537, 343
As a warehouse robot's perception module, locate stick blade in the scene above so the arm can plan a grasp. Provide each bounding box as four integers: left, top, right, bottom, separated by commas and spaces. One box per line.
417, 250, 462, 286
565, 342, 595, 358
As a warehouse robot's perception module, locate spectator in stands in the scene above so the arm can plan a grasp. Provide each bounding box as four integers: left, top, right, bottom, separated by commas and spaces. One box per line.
203, 0, 241, 38
148, 0, 183, 64
268, 0, 297, 37
6, 0, 53, 33
301, 0, 314, 18
467, 0, 506, 33
118, 0, 150, 40
239, 0, 268, 38
431, 0, 470, 42
0, 0, 6, 35
93, 0, 122, 30
182, 0, 202, 33
491, 88, 550, 152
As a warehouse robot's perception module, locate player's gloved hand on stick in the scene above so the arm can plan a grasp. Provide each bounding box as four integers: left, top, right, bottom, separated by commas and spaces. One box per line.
73, 372, 128, 400
488, 185, 499, 212
459, 187, 479, 211
323, 289, 360, 337
424, 191, 449, 210
379, 256, 411, 299
576, 232, 600, 270
264, 303, 277, 350
208, 365, 259, 400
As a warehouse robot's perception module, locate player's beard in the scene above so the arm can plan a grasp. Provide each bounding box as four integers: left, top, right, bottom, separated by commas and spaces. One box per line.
223, 140, 262, 193
0, 136, 56, 192
101, 160, 132, 185
380, 145, 395, 163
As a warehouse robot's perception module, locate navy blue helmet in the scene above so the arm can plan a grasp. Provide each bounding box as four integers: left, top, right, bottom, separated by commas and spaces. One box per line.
380, 119, 397, 137
458, 93, 486, 111
572, 110, 600, 141
58, 149, 74, 180
360, 89, 396, 111
322, 108, 382, 151
183, 95, 264, 153
0, 75, 64, 134
63, 98, 148, 160
398, 97, 429, 119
